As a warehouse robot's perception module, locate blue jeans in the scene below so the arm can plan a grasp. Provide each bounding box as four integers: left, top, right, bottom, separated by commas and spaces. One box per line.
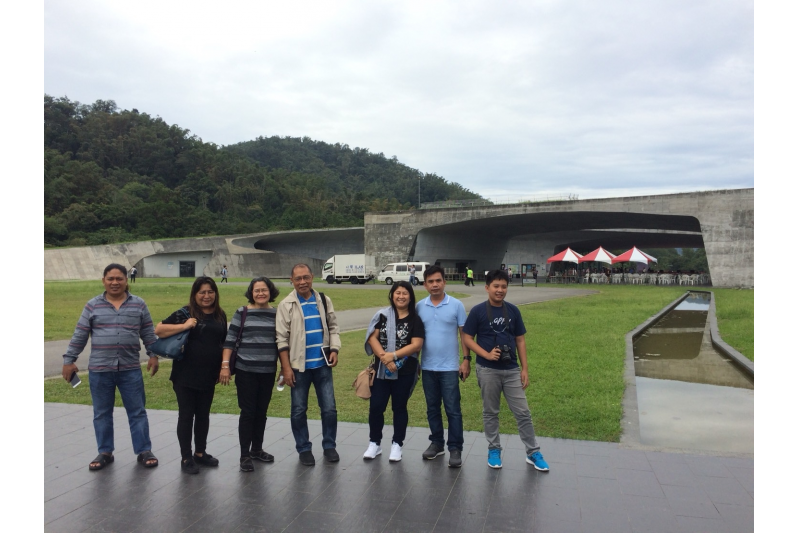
89, 369, 152, 455
421, 370, 463, 451
290, 366, 337, 453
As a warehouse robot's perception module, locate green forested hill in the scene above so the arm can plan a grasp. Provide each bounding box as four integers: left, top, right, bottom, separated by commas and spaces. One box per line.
44, 95, 481, 247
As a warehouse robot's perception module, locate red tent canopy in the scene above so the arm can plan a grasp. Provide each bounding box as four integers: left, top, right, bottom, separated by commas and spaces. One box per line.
546, 247, 584, 263
578, 247, 617, 264
611, 246, 658, 264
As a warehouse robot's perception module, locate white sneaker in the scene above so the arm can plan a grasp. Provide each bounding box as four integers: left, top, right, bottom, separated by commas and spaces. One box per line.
389, 442, 402, 462
363, 442, 382, 459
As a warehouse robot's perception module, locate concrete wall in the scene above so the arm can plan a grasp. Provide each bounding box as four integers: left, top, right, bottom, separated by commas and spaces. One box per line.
45, 231, 330, 281
365, 189, 754, 288
141, 251, 213, 278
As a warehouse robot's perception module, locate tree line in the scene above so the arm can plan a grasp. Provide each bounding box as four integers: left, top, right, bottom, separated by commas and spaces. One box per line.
44, 95, 481, 247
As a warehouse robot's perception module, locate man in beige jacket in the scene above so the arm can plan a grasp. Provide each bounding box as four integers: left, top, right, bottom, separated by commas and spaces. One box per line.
276, 264, 341, 465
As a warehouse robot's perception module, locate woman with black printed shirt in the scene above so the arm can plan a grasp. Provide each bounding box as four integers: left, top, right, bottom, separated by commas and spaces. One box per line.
155, 277, 227, 475
363, 281, 425, 462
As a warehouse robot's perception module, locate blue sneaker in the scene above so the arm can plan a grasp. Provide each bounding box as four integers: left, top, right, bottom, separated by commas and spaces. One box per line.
488, 449, 502, 469
526, 451, 550, 471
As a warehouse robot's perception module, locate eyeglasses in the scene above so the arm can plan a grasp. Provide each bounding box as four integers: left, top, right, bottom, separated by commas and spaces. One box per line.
293, 276, 313, 282
197, 290, 215, 296
252, 289, 270, 294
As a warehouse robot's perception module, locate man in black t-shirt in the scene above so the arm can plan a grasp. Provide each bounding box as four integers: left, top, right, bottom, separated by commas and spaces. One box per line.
461, 269, 550, 472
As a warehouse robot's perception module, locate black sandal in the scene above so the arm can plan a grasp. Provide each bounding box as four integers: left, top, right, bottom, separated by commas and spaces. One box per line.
194, 452, 219, 467
89, 453, 114, 471
240, 456, 254, 472
250, 450, 274, 463
137, 451, 159, 468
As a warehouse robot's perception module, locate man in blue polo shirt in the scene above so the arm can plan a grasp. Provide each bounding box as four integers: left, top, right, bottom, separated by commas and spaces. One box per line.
416, 265, 470, 467
461, 269, 549, 471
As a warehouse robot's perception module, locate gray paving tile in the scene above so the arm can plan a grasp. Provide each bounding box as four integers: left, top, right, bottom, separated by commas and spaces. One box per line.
575, 453, 615, 479
650, 460, 699, 487
531, 497, 582, 524
384, 518, 435, 532
282, 510, 345, 532
530, 461, 578, 489
43, 403, 755, 533
609, 448, 653, 471
577, 476, 624, 512
627, 505, 679, 533
684, 456, 734, 479
433, 507, 488, 533
695, 475, 754, 507
675, 515, 733, 533
573, 440, 618, 457
332, 498, 399, 533
714, 503, 755, 533
670, 498, 723, 520
615, 468, 665, 498
579, 510, 633, 533
484, 495, 540, 532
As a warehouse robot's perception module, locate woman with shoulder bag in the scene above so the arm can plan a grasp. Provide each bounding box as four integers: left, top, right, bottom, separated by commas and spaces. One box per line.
219, 277, 281, 473
155, 276, 227, 474
362, 281, 425, 462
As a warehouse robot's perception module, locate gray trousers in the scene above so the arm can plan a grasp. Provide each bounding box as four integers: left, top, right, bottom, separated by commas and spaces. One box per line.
475, 365, 540, 455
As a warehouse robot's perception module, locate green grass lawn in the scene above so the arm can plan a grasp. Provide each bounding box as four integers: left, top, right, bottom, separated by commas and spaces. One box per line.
45, 280, 465, 341
44, 284, 754, 442
711, 288, 754, 361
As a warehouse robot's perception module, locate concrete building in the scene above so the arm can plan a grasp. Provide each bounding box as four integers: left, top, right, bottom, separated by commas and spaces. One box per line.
44, 189, 753, 288
365, 189, 753, 288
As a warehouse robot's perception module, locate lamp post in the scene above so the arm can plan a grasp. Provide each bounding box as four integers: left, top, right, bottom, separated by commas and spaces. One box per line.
418, 174, 421, 209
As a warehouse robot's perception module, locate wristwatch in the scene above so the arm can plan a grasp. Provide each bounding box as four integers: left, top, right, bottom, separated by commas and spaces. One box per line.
463, 355, 472, 362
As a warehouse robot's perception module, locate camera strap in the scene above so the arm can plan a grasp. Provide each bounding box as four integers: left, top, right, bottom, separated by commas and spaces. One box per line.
485, 300, 510, 334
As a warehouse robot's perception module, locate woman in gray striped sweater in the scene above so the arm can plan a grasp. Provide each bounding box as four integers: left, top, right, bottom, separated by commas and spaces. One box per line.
219, 277, 281, 472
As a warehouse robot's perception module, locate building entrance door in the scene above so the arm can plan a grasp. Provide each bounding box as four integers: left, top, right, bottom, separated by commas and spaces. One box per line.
179, 261, 195, 278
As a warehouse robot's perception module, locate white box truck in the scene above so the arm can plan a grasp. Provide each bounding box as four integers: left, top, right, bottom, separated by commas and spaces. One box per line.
322, 255, 375, 284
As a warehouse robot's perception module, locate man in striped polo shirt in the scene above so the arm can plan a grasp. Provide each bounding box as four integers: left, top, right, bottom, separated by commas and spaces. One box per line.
276, 264, 341, 466
61, 263, 161, 470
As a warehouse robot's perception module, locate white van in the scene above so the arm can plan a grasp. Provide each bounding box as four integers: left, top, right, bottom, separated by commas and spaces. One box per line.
377, 262, 430, 286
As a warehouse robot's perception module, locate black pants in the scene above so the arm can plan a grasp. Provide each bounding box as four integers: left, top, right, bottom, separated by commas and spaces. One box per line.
368, 373, 415, 446
172, 383, 215, 458
235, 370, 276, 457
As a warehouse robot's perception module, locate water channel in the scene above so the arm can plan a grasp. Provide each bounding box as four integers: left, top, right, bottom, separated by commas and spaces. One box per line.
633, 292, 754, 454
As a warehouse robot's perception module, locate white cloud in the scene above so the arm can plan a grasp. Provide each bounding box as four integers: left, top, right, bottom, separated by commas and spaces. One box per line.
44, 0, 753, 199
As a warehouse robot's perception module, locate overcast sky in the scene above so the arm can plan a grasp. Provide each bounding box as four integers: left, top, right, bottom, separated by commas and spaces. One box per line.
43, 0, 753, 200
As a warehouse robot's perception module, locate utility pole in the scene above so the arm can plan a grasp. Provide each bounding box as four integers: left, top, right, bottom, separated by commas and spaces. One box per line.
418, 174, 421, 209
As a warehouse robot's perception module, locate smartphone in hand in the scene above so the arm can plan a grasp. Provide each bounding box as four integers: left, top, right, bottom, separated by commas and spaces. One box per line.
69, 371, 81, 388
322, 347, 334, 367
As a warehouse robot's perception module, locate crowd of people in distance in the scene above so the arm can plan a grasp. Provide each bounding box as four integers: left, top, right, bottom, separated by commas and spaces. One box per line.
62, 263, 550, 476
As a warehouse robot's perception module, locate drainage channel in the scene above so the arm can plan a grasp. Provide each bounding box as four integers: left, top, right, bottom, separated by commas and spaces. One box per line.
629, 292, 753, 454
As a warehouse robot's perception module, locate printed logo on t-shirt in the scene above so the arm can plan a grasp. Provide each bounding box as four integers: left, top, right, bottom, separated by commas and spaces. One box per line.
379, 319, 411, 350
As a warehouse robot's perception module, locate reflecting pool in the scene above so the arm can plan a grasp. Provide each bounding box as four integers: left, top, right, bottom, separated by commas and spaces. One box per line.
633, 292, 753, 453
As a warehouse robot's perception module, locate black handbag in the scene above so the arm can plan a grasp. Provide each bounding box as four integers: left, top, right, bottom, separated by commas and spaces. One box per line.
150, 308, 191, 361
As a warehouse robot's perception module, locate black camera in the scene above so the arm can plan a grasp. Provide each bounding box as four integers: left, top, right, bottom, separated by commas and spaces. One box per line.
497, 344, 514, 365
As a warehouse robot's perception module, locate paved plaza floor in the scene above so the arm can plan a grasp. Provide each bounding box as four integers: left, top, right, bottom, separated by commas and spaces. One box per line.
44, 403, 754, 532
